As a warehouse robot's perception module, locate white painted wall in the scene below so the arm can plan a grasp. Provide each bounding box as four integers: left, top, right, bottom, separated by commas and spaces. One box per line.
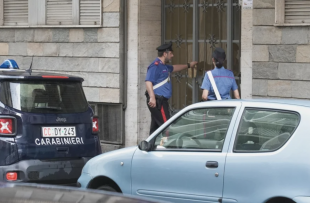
125, 0, 139, 147
240, 7, 253, 99
125, 0, 161, 147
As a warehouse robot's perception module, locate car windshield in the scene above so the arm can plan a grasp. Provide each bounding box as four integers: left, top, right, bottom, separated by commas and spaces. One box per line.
0, 80, 88, 114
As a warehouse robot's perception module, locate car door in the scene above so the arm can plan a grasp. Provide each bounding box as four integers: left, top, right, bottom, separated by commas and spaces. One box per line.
131, 102, 242, 203
223, 102, 302, 203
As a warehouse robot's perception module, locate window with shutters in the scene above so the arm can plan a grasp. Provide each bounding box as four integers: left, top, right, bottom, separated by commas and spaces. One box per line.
275, 0, 310, 26
47, 0, 73, 25
80, 0, 101, 25
0, 0, 102, 27
3, 0, 28, 26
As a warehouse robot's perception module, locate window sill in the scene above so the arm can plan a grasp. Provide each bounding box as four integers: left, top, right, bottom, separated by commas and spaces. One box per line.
274, 23, 310, 27
0, 25, 104, 28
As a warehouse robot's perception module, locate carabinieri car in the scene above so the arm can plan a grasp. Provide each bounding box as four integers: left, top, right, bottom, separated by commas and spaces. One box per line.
78, 99, 310, 203
0, 59, 101, 184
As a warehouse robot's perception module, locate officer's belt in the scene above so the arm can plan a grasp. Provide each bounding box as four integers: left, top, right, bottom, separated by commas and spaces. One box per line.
153, 77, 169, 90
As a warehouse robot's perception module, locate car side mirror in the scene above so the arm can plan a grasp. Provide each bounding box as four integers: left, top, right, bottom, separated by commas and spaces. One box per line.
138, 140, 152, 152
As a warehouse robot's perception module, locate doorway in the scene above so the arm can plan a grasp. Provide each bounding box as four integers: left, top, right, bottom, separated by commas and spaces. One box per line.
163, 0, 241, 113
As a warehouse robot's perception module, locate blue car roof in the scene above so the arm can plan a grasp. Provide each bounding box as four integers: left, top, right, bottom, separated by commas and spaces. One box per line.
0, 70, 84, 81
0, 59, 83, 81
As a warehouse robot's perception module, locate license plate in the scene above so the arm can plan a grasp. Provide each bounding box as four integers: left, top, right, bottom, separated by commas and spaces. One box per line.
42, 127, 76, 137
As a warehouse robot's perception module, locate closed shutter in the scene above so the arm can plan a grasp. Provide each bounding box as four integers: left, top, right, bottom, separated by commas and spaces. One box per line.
79, 0, 101, 25
285, 0, 310, 24
47, 0, 72, 25
4, 0, 28, 26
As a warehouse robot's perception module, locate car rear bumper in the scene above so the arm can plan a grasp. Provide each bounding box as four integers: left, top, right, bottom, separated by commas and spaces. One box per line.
0, 158, 91, 184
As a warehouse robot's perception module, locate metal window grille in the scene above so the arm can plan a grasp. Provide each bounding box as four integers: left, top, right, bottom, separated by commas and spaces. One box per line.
163, 0, 241, 114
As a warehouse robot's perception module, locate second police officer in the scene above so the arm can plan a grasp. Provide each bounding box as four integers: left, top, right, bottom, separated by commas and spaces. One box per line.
201, 47, 240, 101
145, 42, 198, 135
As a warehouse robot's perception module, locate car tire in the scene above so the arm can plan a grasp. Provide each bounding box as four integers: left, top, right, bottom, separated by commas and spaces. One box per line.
269, 198, 295, 203
97, 185, 118, 192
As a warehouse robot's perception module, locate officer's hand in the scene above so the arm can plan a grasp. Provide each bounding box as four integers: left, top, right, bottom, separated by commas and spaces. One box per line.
190, 61, 198, 68
148, 97, 156, 108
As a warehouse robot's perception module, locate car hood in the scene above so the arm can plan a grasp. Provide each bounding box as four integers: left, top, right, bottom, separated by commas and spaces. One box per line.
82, 146, 138, 175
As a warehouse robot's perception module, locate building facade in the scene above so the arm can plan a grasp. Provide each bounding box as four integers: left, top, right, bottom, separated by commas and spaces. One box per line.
251, 0, 310, 100
0, 0, 309, 150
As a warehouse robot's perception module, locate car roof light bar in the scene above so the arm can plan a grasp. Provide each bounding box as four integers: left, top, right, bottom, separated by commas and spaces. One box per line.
0, 59, 19, 69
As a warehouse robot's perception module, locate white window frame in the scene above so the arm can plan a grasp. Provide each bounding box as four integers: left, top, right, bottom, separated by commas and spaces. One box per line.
275, 0, 310, 26
0, 0, 102, 28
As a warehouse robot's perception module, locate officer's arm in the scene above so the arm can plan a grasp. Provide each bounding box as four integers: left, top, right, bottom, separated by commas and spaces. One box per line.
145, 81, 156, 108
172, 64, 187, 72
145, 81, 155, 99
172, 61, 198, 72
233, 89, 240, 99
202, 90, 209, 101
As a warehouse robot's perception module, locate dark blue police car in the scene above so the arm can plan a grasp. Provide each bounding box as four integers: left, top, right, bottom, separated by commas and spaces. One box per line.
0, 59, 101, 184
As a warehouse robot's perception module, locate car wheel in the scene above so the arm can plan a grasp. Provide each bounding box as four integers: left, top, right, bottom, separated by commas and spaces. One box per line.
268, 198, 295, 203
97, 185, 118, 192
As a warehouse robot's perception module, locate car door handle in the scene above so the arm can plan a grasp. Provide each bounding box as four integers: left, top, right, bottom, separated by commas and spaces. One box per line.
206, 161, 218, 168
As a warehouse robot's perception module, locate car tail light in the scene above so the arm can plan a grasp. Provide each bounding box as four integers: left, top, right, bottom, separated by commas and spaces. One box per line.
0, 118, 15, 135
6, 172, 17, 181
92, 117, 99, 134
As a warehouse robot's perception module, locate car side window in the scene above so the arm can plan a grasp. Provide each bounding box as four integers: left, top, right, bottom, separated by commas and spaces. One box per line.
154, 107, 235, 151
234, 108, 300, 152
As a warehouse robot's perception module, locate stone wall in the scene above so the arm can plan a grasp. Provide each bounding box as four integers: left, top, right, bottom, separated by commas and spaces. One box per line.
0, 0, 121, 104
252, 0, 310, 99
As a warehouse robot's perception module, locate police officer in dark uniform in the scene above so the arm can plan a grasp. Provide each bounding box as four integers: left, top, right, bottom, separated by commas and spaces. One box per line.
145, 42, 198, 135
201, 47, 240, 101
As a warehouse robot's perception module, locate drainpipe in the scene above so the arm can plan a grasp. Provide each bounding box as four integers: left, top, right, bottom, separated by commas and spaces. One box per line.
120, 0, 127, 111
119, 0, 127, 146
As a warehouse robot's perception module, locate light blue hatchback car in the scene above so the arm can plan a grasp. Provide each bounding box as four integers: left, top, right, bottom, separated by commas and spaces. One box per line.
78, 100, 310, 203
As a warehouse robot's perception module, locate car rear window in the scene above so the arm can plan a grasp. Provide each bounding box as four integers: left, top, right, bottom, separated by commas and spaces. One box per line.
0, 80, 88, 114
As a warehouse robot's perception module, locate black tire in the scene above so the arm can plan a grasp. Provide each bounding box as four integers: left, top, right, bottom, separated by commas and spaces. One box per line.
97, 185, 118, 192
268, 198, 295, 203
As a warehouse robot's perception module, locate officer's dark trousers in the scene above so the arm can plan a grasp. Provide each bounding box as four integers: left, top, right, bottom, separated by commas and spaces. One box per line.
146, 93, 171, 135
